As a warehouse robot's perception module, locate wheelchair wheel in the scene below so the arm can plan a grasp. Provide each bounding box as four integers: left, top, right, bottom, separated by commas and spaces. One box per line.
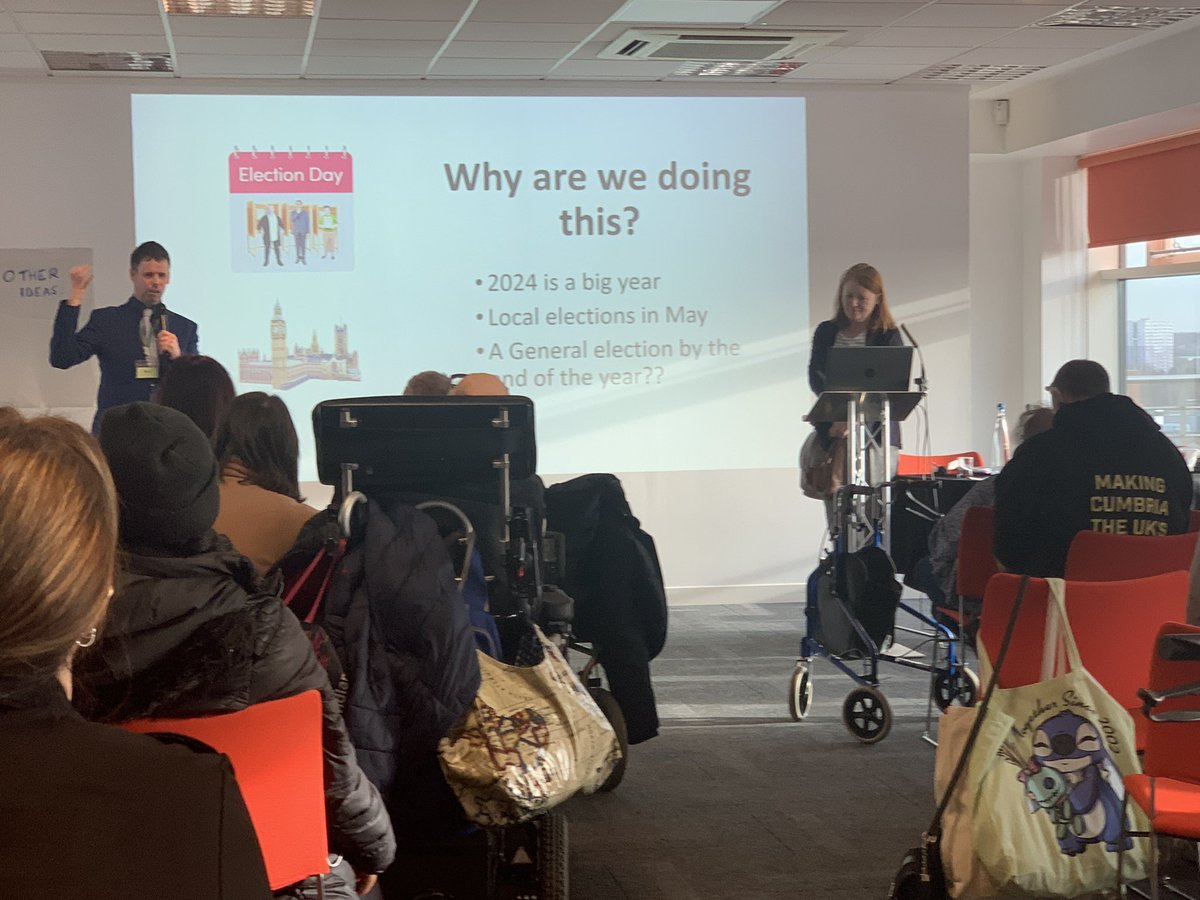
932, 667, 980, 711
588, 687, 628, 792
536, 812, 569, 900
788, 663, 814, 721
842, 686, 892, 744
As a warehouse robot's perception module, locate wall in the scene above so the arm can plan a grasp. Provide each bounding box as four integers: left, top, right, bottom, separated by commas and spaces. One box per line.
0, 77, 971, 604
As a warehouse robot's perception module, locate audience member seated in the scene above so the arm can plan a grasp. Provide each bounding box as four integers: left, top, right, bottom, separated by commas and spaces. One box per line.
152, 353, 236, 442
449, 371, 508, 396
909, 405, 1054, 606
403, 369, 452, 395
73, 402, 396, 899
995, 359, 1192, 577
213, 392, 319, 574
0, 410, 271, 900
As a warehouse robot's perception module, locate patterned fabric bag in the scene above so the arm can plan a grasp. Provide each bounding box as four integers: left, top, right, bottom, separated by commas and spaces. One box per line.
437, 623, 621, 826
948, 579, 1149, 897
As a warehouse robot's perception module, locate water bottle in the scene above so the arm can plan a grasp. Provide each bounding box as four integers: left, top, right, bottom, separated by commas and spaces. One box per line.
991, 403, 1011, 468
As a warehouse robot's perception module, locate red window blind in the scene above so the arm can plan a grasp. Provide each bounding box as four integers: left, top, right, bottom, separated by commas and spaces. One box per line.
1081, 129, 1200, 248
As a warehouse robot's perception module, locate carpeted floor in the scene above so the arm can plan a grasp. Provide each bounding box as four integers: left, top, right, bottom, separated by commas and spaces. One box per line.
564, 600, 955, 899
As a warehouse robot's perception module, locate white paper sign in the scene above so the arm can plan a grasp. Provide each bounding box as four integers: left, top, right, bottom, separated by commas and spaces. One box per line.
0, 247, 96, 420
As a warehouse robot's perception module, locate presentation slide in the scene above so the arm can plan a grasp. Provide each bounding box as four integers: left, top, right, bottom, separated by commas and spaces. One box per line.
131, 95, 808, 480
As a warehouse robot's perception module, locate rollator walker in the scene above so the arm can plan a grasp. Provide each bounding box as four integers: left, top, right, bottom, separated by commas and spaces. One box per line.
791, 375, 978, 744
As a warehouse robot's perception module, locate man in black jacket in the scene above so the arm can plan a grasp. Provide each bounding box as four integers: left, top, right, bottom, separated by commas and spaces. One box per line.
994, 360, 1192, 577
76, 402, 396, 899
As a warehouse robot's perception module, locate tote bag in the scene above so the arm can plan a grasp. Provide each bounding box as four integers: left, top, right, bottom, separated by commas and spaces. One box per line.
944, 579, 1148, 897
438, 623, 621, 826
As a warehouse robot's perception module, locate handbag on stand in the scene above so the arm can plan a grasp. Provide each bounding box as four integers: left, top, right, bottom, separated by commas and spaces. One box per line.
438, 621, 622, 826
800, 431, 846, 500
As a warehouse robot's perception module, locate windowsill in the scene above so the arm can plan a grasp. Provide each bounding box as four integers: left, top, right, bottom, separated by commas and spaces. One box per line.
1100, 260, 1200, 280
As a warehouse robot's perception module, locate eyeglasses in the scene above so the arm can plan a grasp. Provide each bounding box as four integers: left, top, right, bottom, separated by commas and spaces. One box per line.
449, 373, 467, 386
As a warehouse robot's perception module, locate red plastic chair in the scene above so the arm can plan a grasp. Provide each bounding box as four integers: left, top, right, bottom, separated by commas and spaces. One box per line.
1063, 530, 1198, 582
1122, 623, 1200, 896
978, 573, 1188, 750
896, 451, 984, 477
955, 506, 997, 601
123, 691, 329, 892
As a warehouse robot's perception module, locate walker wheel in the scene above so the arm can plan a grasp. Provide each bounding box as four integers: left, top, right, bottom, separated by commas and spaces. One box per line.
788, 663, 814, 721
842, 686, 892, 744
933, 667, 980, 711
587, 687, 628, 792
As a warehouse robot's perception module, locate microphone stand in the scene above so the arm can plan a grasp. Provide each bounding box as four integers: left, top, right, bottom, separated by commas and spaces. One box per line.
899, 323, 927, 394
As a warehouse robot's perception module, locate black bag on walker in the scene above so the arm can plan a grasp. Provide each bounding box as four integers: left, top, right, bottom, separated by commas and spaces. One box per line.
814, 546, 901, 657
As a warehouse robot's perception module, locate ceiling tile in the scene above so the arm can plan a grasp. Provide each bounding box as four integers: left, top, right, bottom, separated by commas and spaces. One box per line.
550, 58, 681, 77
316, 0, 470, 20
309, 38, 442, 57
175, 53, 302, 76
304, 55, 428, 76
456, 22, 598, 41
0, 50, 44, 68
166, 16, 311, 38
616, 0, 778, 25
794, 61, 927, 79
173, 35, 307, 54
441, 40, 582, 59
897, 4, 1074, 28
6, 0, 157, 12
858, 25, 1017, 45
469, 0, 624, 24
827, 44, 972, 63
0, 12, 17, 32
0, 34, 34, 51
946, 45, 1091, 65
984, 25, 1151, 48
734, 2, 923, 27
27, 33, 170, 53
429, 57, 556, 76
314, 19, 454, 40
761, 0, 927, 27
13, 13, 163, 35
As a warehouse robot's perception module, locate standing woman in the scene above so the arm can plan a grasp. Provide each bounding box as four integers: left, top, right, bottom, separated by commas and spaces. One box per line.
0, 410, 270, 899
807, 264, 903, 519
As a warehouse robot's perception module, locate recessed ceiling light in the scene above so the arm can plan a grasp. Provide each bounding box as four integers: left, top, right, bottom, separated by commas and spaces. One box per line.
42, 50, 174, 72
1034, 5, 1200, 27
673, 60, 805, 76
914, 63, 1046, 82
614, 1, 778, 26
162, 0, 313, 16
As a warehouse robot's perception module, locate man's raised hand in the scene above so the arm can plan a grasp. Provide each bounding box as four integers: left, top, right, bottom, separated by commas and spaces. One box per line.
67, 264, 93, 307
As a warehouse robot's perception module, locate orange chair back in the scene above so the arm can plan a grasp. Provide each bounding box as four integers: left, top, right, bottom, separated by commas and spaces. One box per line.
896, 451, 984, 477
978, 572, 1188, 709
1141, 622, 1200, 782
123, 691, 328, 890
955, 506, 997, 599
1063, 530, 1198, 582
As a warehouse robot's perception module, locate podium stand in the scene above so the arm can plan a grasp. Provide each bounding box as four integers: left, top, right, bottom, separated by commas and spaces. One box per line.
806, 390, 924, 553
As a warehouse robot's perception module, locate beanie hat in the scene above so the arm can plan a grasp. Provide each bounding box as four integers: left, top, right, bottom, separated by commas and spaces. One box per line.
99, 402, 220, 547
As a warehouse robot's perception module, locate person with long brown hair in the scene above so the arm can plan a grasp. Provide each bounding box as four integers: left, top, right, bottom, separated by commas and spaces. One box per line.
0, 409, 270, 900
806, 264, 905, 518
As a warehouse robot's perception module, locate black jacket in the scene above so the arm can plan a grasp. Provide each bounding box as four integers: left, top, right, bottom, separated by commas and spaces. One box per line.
309, 500, 481, 835
808, 320, 904, 448
1, 678, 270, 900
994, 392, 1193, 577
73, 534, 396, 876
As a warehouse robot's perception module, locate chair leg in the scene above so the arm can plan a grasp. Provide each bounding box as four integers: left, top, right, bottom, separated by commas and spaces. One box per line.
316, 872, 324, 900
1150, 779, 1160, 900
1117, 793, 1128, 897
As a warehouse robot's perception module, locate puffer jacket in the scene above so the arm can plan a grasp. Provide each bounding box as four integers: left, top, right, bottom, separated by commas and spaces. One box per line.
73, 532, 396, 878
290, 499, 481, 837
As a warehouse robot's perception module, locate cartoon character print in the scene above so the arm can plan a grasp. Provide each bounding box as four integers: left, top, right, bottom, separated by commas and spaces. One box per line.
1027, 710, 1131, 855
474, 704, 551, 770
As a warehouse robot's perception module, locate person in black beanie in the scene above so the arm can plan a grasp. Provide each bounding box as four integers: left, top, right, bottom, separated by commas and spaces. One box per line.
75, 402, 396, 899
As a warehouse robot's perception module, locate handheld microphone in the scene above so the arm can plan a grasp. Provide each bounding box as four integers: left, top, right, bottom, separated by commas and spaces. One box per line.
154, 303, 169, 334
899, 323, 928, 393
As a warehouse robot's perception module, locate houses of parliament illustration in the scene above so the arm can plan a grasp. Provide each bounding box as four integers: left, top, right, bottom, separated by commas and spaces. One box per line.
238, 302, 361, 390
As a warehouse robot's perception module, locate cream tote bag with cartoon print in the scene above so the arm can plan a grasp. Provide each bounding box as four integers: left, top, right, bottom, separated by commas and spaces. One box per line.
960, 578, 1149, 897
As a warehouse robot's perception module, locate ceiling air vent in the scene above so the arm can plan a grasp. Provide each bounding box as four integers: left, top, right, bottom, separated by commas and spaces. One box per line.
600, 29, 841, 62
914, 63, 1046, 82
42, 51, 174, 73
1034, 5, 1200, 27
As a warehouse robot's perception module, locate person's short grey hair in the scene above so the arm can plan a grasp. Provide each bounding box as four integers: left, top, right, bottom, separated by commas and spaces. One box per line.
1016, 405, 1054, 444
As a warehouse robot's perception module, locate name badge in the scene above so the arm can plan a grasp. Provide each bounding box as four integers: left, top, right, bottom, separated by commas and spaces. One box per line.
136, 363, 159, 380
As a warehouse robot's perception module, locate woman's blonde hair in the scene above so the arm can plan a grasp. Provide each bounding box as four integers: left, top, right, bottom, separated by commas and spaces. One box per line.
0, 410, 118, 679
832, 263, 897, 333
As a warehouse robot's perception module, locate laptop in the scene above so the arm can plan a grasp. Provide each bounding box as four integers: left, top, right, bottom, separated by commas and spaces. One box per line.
823, 346, 913, 392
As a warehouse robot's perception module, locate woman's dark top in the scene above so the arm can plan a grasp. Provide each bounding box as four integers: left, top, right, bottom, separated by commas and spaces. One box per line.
808, 320, 903, 449
0, 676, 271, 900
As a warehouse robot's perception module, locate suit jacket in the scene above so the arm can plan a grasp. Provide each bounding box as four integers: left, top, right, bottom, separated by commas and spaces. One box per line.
0, 677, 270, 900
50, 297, 200, 432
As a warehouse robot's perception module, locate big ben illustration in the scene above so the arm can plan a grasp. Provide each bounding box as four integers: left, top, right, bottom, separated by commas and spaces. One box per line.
271, 302, 287, 389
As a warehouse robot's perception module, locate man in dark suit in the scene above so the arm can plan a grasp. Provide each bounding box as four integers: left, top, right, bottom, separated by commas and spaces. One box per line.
49, 241, 199, 432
